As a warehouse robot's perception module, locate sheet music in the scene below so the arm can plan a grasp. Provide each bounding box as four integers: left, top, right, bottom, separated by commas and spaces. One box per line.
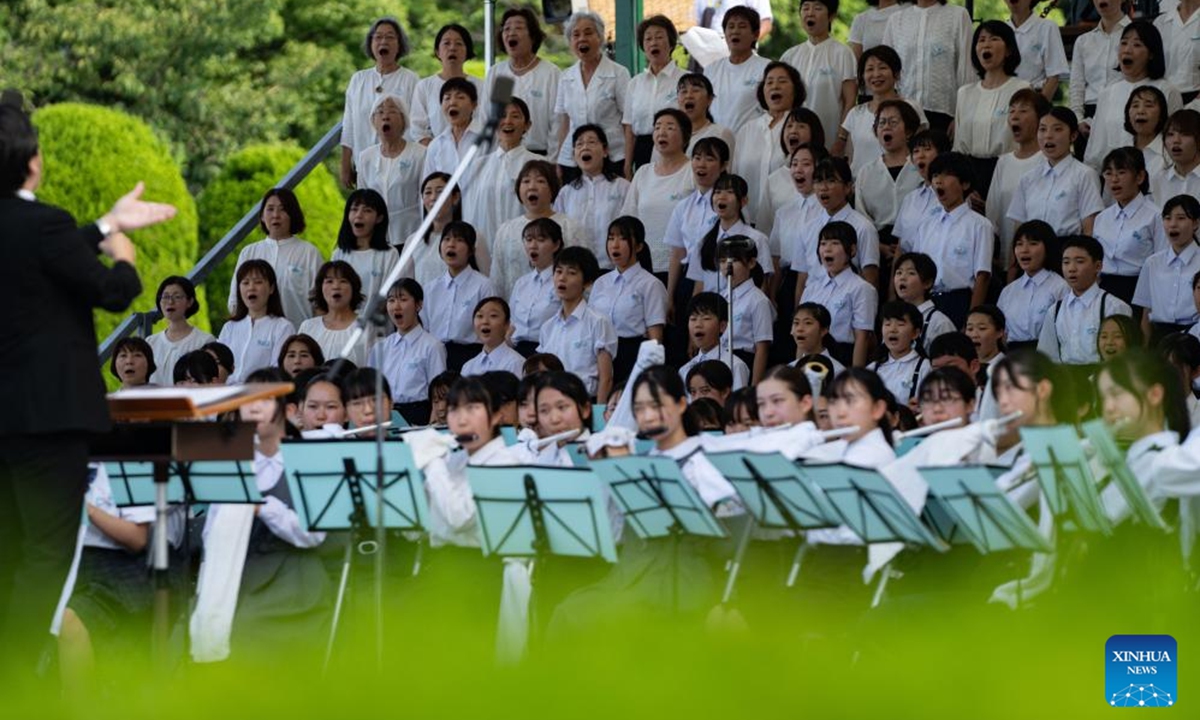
108, 386, 244, 406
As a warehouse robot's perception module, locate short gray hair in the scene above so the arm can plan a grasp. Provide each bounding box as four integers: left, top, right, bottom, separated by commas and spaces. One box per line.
564, 11, 605, 41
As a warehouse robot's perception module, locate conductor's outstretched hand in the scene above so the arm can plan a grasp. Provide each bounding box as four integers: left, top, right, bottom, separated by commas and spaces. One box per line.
100, 182, 178, 234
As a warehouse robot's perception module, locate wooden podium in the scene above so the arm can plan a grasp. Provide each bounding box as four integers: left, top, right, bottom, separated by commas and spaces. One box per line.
89, 382, 292, 666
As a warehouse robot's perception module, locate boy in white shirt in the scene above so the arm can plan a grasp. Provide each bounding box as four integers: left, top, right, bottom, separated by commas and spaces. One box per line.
792, 156, 880, 302
1038, 235, 1133, 370
869, 300, 930, 408
893, 252, 956, 352
679, 292, 751, 390
1150, 109, 1200, 205
536, 246, 618, 401
799, 220, 879, 367
894, 129, 952, 254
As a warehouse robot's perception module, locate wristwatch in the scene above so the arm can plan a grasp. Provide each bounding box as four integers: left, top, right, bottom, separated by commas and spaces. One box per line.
95, 218, 115, 238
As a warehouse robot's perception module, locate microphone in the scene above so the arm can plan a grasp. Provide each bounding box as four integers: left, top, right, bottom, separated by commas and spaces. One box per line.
479, 75, 515, 151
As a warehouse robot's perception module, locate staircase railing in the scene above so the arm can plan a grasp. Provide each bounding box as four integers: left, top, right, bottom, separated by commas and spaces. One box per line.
96, 121, 344, 363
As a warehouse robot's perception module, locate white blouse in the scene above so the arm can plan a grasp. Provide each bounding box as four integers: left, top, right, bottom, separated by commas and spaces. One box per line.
145, 326, 215, 387
408, 73, 485, 142
341, 66, 420, 163
217, 315, 296, 384
882, 3, 974, 116
332, 247, 400, 304
485, 58, 561, 154
780, 37, 858, 147
623, 62, 685, 136
462, 143, 542, 247
555, 57, 632, 166
618, 162, 695, 272
704, 53, 770, 132
356, 142, 427, 246
297, 316, 370, 368
953, 77, 1031, 158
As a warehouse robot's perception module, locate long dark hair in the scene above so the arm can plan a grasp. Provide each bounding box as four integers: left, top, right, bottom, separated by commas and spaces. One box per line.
990, 349, 1074, 424
606, 216, 653, 272
338, 189, 391, 251
447, 375, 501, 440
231, 260, 286, 321
535, 371, 592, 427
421, 172, 461, 245
1099, 348, 1190, 437
631, 365, 699, 437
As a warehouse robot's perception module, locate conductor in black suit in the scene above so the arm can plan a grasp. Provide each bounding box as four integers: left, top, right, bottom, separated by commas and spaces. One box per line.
0, 93, 177, 678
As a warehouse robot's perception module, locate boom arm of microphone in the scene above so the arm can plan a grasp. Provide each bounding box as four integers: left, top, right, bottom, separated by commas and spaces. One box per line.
332, 76, 515, 364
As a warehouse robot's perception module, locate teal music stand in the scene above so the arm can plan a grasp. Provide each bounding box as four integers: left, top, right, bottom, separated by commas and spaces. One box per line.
1020, 425, 1112, 535
1080, 419, 1169, 531
919, 466, 1054, 555
180, 460, 265, 504
706, 451, 840, 601
797, 463, 946, 548
105, 461, 186, 507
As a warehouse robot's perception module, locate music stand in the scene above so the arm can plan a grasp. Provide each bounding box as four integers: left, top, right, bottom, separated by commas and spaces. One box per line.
1080, 419, 1169, 531
798, 463, 947, 606
468, 465, 618, 648
281, 439, 427, 670
1020, 425, 1112, 535
919, 466, 1054, 555
589, 457, 727, 612
705, 451, 840, 602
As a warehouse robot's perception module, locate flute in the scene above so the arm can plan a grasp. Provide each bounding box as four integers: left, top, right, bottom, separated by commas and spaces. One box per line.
341, 421, 393, 437
893, 416, 965, 443
534, 428, 583, 450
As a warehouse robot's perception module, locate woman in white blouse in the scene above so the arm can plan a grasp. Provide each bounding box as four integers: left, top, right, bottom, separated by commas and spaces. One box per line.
357, 94, 427, 246
619, 108, 695, 276
409, 24, 485, 144
555, 12, 632, 183
485, 7, 561, 156
340, 17, 419, 188
881, 0, 974, 135
841, 45, 928, 176
623, 14, 684, 171
732, 61, 804, 236
953, 20, 1031, 200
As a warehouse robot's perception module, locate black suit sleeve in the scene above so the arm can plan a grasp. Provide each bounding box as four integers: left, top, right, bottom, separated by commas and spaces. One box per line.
39, 207, 142, 312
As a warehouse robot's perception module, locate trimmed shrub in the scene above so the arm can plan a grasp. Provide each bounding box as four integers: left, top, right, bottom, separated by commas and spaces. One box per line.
33, 102, 203, 355
196, 143, 343, 332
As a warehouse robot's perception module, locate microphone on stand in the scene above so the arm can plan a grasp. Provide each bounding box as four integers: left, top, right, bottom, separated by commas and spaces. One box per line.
478, 75, 514, 151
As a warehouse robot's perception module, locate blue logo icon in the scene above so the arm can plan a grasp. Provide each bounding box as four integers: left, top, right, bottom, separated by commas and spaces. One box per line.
1106, 635, 1176, 707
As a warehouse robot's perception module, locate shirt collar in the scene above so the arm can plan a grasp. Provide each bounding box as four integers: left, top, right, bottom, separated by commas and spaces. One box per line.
1116, 193, 1148, 218
940, 202, 970, 223
468, 436, 512, 466
392, 324, 425, 345
559, 299, 588, 323
1068, 282, 1102, 307
1127, 430, 1179, 464
1023, 268, 1052, 288
534, 265, 554, 282
1170, 242, 1199, 266
885, 349, 920, 364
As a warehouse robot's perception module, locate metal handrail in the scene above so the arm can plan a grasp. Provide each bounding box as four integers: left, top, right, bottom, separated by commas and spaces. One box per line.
96, 120, 344, 363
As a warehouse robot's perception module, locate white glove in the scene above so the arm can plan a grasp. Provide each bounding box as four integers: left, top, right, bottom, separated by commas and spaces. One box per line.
585, 426, 638, 457
403, 427, 458, 470
607, 340, 666, 432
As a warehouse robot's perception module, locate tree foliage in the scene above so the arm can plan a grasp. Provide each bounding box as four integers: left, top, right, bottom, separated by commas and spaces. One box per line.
196, 143, 344, 333
32, 102, 202, 346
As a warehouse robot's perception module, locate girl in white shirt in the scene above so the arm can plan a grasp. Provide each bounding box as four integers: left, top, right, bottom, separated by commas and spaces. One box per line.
218, 260, 296, 383
590, 216, 669, 381
731, 61, 803, 236
297, 260, 369, 367
331, 189, 398, 303
675, 73, 737, 159
358, 94, 426, 246
1006, 0, 1070, 100
1125, 85, 1170, 179
954, 20, 1032, 200
146, 275, 214, 386
405, 172, 462, 290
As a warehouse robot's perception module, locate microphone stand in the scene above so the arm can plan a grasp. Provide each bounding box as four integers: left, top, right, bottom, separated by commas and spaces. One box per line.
324, 77, 514, 670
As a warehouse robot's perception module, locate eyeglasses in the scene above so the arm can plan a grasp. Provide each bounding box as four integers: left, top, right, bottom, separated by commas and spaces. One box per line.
159, 293, 187, 302
876, 116, 903, 129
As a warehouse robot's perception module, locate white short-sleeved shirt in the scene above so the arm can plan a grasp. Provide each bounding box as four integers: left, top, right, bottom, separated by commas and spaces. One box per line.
772, 193, 824, 269
555, 57, 632, 166
146, 326, 215, 387
791, 205, 881, 277
368, 324, 448, 403
399, 231, 448, 291
687, 122, 738, 162
799, 269, 879, 344
705, 53, 770, 132
357, 142, 427, 247
762, 166, 800, 249
664, 188, 719, 266
855, 158, 924, 230
1142, 140, 1168, 181
894, 183, 942, 251
869, 350, 930, 403
485, 58, 562, 153
510, 265, 561, 344
731, 113, 784, 234
986, 151, 1043, 268
1007, 155, 1105, 236
589, 263, 668, 337
229, 238, 324, 330
408, 74, 485, 142
624, 62, 685, 136
842, 99, 928, 176
882, 3, 974, 116
1008, 15, 1070, 90
1069, 16, 1130, 119
618, 162, 695, 272
423, 127, 482, 190
1155, 7, 1200, 94
916, 299, 957, 351
1038, 284, 1132, 364
297, 316, 370, 368
332, 247, 400, 304
420, 267, 498, 345
721, 280, 775, 352
341, 66, 420, 161
217, 315, 296, 384
1092, 193, 1168, 276
1084, 78, 1183, 169
1150, 164, 1200, 209
461, 342, 527, 377
537, 300, 619, 397
554, 174, 632, 266
996, 269, 1070, 342
780, 38, 858, 147
953, 78, 1031, 158
687, 220, 773, 291
462, 143, 541, 246
849, 4, 907, 54
1133, 243, 1200, 324
488, 212, 588, 299
913, 203, 995, 292
83, 464, 159, 550
679, 344, 751, 390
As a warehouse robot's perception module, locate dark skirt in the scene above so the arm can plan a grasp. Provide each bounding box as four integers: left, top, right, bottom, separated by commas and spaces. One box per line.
967, 155, 999, 201
514, 340, 539, 358
68, 547, 153, 640
1150, 322, 1193, 348
445, 341, 483, 374
394, 544, 504, 660
924, 111, 954, 137
733, 348, 757, 377
230, 547, 333, 663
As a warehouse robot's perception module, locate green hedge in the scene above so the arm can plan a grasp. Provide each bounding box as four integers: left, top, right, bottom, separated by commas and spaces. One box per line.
33, 102, 202, 352
196, 143, 343, 332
